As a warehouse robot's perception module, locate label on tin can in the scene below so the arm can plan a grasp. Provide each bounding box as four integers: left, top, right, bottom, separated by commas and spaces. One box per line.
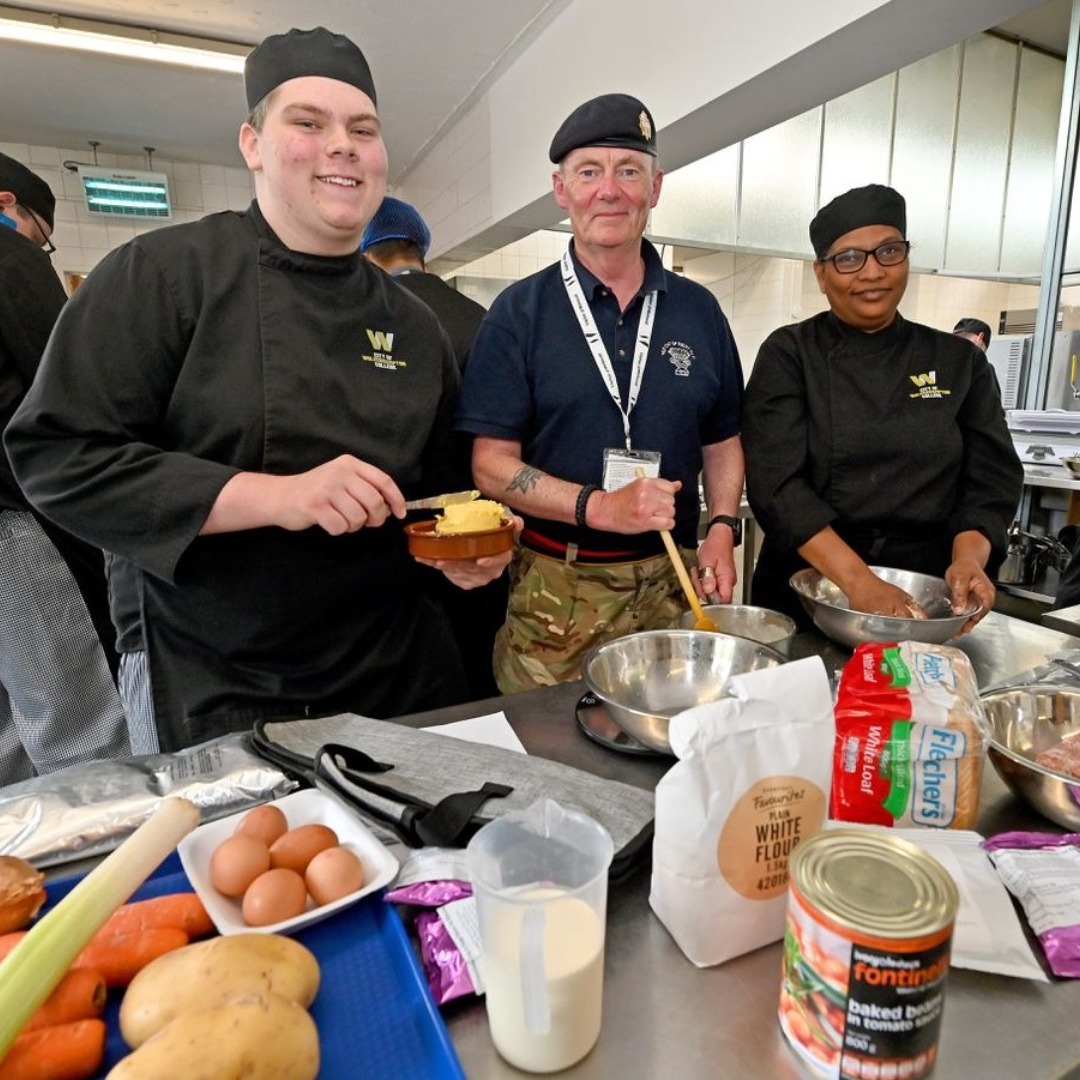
779, 885, 952, 1079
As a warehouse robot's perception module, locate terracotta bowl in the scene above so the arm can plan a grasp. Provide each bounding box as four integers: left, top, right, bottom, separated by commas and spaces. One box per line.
404, 518, 515, 560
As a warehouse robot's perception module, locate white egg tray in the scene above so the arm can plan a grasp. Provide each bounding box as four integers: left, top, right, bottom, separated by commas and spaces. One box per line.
178, 787, 399, 936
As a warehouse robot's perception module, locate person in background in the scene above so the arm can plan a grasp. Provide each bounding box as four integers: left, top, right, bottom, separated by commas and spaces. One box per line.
5, 27, 512, 753
457, 93, 745, 693
0, 152, 130, 784
953, 317, 992, 352
743, 184, 1022, 630
362, 196, 508, 699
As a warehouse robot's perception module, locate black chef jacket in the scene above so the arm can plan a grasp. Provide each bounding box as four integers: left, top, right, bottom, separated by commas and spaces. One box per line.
6, 203, 468, 749
742, 311, 1023, 623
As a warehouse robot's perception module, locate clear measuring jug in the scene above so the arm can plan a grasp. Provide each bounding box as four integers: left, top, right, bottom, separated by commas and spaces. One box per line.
466, 797, 614, 1073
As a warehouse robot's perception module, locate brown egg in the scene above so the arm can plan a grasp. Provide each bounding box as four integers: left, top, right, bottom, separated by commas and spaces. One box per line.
234, 804, 289, 847
241, 868, 309, 926
209, 835, 271, 898
305, 846, 366, 906
269, 824, 339, 874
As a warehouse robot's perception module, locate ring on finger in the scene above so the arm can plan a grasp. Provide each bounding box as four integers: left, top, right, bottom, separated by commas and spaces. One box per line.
700, 566, 715, 578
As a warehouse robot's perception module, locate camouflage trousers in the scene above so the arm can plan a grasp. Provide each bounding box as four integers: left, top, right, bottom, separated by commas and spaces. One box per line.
492, 545, 695, 695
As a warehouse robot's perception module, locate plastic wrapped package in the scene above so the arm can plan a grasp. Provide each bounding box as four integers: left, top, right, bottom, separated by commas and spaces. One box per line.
984, 830, 1080, 978
0, 733, 295, 867
830, 642, 988, 830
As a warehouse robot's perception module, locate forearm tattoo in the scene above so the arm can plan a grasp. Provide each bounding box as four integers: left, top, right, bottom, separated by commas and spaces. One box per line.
506, 466, 542, 496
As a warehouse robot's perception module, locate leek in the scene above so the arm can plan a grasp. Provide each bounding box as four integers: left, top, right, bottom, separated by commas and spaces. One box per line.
0, 795, 200, 1058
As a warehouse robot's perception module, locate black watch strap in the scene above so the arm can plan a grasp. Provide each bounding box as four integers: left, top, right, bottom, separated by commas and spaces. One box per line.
707, 514, 742, 544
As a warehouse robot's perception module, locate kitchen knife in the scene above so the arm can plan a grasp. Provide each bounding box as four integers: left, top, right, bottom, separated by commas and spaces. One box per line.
403, 489, 481, 511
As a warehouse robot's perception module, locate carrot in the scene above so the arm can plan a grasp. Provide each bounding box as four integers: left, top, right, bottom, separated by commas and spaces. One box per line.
72, 926, 188, 987
98, 892, 213, 940
23, 970, 106, 1032
0, 932, 26, 965
0, 1018, 106, 1080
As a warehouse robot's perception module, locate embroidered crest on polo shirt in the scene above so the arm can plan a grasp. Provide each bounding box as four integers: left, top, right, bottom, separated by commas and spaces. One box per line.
662, 340, 694, 377
908, 371, 950, 400
361, 328, 407, 371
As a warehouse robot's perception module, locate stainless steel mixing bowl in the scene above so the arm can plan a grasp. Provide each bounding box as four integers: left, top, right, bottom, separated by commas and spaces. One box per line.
582, 629, 785, 754
789, 566, 978, 648
980, 684, 1080, 830
675, 604, 797, 658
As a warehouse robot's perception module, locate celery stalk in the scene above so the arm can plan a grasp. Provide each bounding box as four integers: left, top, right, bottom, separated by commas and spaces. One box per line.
0, 795, 200, 1058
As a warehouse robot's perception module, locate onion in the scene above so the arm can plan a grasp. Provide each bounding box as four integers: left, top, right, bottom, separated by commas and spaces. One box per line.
0, 855, 46, 935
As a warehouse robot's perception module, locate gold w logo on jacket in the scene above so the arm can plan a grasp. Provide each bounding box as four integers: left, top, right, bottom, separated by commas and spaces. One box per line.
366, 329, 395, 352
909, 371, 937, 388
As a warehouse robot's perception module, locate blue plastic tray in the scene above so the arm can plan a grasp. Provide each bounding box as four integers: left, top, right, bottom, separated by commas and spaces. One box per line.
44, 852, 466, 1080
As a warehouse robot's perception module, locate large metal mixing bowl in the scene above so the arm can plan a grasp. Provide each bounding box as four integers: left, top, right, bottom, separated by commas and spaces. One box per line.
582, 629, 785, 754
789, 566, 978, 648
676, 604, 797, 658
980, 684, 1080, 831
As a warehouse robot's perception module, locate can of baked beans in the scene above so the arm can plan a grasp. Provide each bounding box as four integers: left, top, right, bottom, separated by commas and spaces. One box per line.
778, 829, 958, 1079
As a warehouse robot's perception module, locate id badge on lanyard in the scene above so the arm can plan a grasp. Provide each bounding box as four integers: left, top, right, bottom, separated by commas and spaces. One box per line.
561, 245, 662, 489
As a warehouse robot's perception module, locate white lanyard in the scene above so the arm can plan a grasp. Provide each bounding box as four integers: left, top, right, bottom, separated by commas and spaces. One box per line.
561, 245, 657, 451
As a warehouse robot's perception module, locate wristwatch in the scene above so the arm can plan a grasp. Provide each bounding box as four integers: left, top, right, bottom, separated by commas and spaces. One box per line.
707, 513, 743, 545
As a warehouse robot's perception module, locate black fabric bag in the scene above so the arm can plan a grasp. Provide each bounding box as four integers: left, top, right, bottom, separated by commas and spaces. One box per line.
252, 713, 655, 882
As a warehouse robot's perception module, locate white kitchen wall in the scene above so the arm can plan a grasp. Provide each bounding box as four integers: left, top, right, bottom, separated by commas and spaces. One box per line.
0, 140, 252, 289
451, 229, 1042, 379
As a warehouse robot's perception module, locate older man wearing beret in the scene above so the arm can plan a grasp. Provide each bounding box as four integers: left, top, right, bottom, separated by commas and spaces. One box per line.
742, 183, 1022, 629
7, 28, 511, 751
458, 93, 745, 693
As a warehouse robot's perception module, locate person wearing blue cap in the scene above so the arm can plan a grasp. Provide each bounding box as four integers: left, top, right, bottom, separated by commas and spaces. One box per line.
0, 152, 130, 782
7, 28, 513, 751
363, 196, 507, 698
457, 93, 745, 694
743, 184, 1021, 630
362, 196, 487, 372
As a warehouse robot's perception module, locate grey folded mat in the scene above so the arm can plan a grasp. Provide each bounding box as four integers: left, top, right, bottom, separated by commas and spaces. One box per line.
253, 714, 654, 881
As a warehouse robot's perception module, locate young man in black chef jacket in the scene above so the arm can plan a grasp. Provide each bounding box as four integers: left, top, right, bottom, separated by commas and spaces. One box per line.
5, 28, 513, 752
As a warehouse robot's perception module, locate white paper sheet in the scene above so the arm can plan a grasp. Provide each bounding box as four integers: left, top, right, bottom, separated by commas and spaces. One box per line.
825, 822, 1048, 981
422, 712, 527, 754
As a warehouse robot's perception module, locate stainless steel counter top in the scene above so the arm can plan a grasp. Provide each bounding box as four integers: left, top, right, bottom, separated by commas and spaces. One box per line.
400, 612, 1080, 1080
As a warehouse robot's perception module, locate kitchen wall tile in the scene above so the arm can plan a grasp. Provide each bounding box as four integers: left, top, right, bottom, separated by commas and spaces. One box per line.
199, 164, 226, 185
172, 162, 201, 184
200, 184, 229, 213
27, 145, 61, 166
174, 181, 204, 210
78, 223, 110, 249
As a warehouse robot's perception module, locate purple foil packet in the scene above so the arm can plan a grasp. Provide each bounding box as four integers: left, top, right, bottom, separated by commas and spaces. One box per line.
984, 831, 1080, 977
385, 879, 472, 906
415, 909, 477, 1003
385, 879, 477, 1004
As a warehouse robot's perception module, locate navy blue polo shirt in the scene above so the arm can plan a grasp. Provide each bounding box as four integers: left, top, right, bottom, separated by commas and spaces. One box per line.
456, 239, 742, 551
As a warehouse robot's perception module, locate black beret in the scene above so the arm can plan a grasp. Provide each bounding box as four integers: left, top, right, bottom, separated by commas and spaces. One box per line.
0, 152, 55, 230
549, 93, 657, 164
809, 184, 906, 258
953, 317, 992, 345
245, 27, 376, 110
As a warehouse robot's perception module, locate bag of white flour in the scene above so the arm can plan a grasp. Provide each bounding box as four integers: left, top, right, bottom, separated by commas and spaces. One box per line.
649, 657, 834, 967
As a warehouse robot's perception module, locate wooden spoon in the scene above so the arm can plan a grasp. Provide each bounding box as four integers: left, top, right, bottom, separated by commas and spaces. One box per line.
659, 527, 720, 632
633, 467, 719, 632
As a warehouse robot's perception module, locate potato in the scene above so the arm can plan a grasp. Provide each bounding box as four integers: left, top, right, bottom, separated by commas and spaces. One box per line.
119, 933, 320, 1049
107, 992, 318, 1079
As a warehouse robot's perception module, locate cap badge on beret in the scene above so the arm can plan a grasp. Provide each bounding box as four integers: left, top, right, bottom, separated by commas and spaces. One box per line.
638, 111, 652, 141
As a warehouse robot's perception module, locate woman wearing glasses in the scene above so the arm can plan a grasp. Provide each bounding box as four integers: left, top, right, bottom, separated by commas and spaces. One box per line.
742, 184, 1022, 629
